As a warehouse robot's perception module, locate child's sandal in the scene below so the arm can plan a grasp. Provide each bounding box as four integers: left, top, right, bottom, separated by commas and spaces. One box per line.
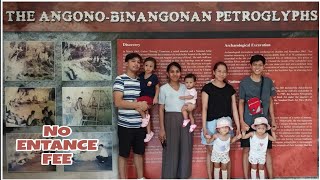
182, 119, 190, 127
189, 124, 197, 132
144, 131, 154, 142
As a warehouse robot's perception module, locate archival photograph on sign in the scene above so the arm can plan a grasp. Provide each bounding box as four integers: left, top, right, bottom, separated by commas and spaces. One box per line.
4, 87, 56, 127
64, 132, 113, 172
61, 41, 112, 81
62, 87, 112, 126
4, 41, 55, 81
6, 133, 56, 172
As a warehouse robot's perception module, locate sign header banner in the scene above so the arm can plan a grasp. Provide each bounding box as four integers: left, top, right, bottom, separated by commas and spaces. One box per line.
3, 2, 319, 32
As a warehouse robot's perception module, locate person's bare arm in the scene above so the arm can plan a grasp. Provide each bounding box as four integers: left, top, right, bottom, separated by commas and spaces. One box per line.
158, 104, 166, 142
242, 131, 253, 139
206, 133, 218, 144
202, 92, 209, 138
231, 94, 241, 135
239, 99, 249, 131
179, 95, 194, 100
113, 91, 148, 111
268, 128, 276, 141
153, 84, 160, 104
269, 97, 277, 131
231, 133, 242, 143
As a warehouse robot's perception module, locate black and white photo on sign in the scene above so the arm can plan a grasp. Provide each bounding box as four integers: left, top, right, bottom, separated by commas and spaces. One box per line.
62, 41, 112, 81
4, 87, 56, 127
62, 87, 112, 126
4, 41, 54, 81
6, 133, 56, 172
64, 132, 113, 172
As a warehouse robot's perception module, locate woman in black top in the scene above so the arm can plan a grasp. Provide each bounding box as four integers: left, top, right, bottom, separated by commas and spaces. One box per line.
201, 62, 240, 179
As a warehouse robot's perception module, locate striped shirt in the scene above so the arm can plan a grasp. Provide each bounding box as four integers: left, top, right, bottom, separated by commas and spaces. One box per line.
113, 73, 142, 128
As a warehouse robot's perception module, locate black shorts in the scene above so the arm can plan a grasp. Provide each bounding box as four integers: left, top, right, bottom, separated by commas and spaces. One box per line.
118, 125, 147, 158
240, 127, 272, 149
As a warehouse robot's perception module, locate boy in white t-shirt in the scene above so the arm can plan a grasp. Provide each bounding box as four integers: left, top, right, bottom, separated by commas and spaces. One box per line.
180, 73, 197, 133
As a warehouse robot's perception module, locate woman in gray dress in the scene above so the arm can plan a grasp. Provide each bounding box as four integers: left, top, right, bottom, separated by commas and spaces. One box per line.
158, 62, 193, 178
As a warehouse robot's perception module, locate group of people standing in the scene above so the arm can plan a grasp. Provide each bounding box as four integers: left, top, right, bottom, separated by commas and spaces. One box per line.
113, 53, 277, 179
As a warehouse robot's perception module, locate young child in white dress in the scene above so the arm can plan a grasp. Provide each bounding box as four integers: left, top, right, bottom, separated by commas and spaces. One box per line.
206, 117, 242, 179
242, 117, 276, 179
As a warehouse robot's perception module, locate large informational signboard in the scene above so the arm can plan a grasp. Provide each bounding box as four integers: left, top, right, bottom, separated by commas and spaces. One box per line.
117, 38, 318, 178
2, 1, 318, 179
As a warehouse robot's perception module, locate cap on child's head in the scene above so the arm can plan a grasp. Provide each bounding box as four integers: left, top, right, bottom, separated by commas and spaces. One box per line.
251, 117, 271, 130
216, 117, 233, 130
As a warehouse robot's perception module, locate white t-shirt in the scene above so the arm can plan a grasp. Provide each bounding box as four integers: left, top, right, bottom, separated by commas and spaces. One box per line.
159, 83, 186, 112
185, 88, 197, 104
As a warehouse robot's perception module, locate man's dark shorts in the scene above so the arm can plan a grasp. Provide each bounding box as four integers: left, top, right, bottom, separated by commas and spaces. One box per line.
240, 127, 272, 149
118, 125, 147, 158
